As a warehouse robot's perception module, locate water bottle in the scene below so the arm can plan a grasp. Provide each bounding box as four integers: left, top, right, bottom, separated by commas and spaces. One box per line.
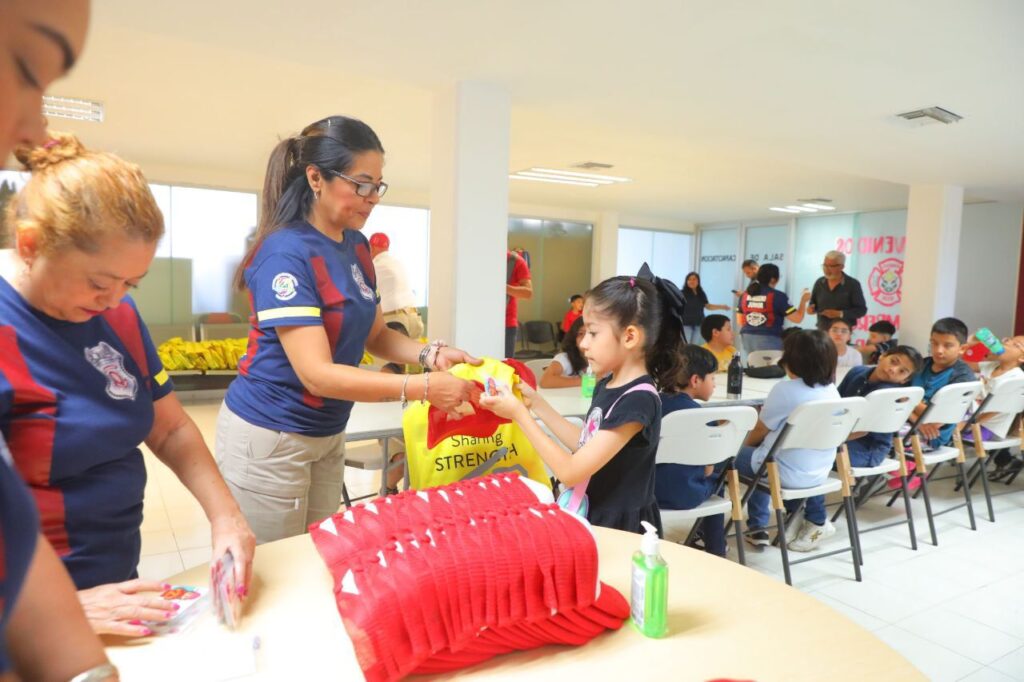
964, 328, 1005, 363
581, 366, 596, 398
727, 355, 743, 399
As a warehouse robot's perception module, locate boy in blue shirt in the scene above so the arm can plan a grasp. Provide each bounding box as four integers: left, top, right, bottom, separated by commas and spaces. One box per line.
838, 346, 923, 467
910, 318, 976, 448
654, 346, 727, 556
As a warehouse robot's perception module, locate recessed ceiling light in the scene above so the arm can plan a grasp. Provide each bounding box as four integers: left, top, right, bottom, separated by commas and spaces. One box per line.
802, 203, 835, 211
529, 167, 631, 183
509, 175, 599, 187
769, 207, 801, 213
785, 205, 818, 212
42, 95, 104, 123
518, 170, 616, 185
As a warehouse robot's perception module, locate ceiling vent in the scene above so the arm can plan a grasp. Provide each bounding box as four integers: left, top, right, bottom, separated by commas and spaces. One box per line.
571, 161, 614, 170
897, 106, 962, 125
42, 95, 104, 123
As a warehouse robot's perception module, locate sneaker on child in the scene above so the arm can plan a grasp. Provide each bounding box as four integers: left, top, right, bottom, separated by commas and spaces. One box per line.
746, 529, 771, 547
787, 519, 836, 552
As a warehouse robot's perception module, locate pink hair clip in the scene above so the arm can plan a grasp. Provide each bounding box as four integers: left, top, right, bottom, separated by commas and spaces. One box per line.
629, 277, 636, 287
43, 139, 59, 150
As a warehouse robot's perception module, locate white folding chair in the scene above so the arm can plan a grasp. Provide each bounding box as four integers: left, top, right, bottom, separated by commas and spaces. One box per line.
341, 439, 405, 507
524, 358, 552, 380
885, 381, 984, 545
960, 374, 1024, 520
739, 397, 867, 585
747, 350, 783, 368
656, 406, 758, 564
830, 386, 924, 560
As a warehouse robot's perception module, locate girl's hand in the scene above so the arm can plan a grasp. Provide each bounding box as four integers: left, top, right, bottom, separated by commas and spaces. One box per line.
433, 346, 481, 370
210, 512, 256, 599
800, 289, 812, 304
517, 381, 537, 409
78, 579, 176, 637
479, 383, 528, 420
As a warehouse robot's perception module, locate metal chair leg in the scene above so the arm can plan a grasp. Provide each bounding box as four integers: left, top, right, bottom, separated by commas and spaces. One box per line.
734, 518, 746, 566
900, 475, 918, 551
957, 461, 977, 530
844, 497, 863, 581
912, 462, 941, 500
776, 508, 792, 586
977, 457, 995, 522
919, 475, 939, 546
341, 482, 352, 509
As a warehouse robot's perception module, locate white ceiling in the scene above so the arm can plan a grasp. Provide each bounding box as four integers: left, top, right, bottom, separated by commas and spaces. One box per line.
46, 0, 1024, 224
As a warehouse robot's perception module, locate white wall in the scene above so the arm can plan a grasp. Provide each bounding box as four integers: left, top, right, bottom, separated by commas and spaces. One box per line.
954, 202, 1023, 337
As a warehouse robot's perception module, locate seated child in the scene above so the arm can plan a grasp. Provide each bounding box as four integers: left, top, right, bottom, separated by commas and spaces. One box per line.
861, 320, 897, 364
540, 317, 587, 388
735, 330, 840, 552
910, 318, 976, 448
827, 317, 863, 369
838, 346, 923, 467
654, 346, 727, 556
973, 334, 1024, 441
561, 294, 584, 334
700, 314, 737, 372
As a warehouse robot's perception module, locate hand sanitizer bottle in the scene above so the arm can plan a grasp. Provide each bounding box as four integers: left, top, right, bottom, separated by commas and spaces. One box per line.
630, 521, 668, 638
581, 365, 596, 398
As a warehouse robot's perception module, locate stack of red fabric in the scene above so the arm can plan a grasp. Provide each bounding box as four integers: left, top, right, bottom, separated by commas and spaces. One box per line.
309, 472, 629, 681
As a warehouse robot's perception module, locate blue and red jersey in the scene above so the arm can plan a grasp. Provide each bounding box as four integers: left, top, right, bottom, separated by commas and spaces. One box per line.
738, 287, 796, 336
225, 222, 380, 437
0, 278, 172, 589
0, 436, 38, 673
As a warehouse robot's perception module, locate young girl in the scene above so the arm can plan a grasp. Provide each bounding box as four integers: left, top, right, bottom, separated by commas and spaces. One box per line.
540, 317, 587, 388
734, 330, 840, 552
681, 271, 729, 344
481, 274, 687, 535
827, 317, 863, 369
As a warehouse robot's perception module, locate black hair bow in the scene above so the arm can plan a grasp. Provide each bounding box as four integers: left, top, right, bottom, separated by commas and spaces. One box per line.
636, 263, 686, 335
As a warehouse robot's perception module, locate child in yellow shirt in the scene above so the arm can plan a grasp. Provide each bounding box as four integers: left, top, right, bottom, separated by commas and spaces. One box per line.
700, 314, 737, 371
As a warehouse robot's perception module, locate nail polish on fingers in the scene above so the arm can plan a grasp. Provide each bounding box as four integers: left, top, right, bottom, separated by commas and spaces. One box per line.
129, 619, 143, 625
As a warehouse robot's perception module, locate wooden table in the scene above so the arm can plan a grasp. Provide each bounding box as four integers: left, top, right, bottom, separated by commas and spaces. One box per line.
106, 527, 922, 682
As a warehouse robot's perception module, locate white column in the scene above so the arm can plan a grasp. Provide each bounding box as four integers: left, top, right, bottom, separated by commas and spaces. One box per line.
591, 211, 620, 284
428, 82, 510, 357
901, 185, 964, 349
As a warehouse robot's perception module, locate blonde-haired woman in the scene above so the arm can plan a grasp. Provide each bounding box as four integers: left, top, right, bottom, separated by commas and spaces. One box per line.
0, 131, 254, 639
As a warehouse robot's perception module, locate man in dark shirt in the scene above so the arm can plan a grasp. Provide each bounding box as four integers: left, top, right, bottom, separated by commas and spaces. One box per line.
807, 250, 867, 331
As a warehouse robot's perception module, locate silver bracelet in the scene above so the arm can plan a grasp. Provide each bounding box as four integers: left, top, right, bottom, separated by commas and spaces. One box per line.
421, 372, 430, 405
400, 374, 411, 409
70, 663, 120, 682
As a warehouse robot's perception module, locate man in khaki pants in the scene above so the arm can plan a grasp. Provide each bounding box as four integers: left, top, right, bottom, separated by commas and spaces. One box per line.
370, 232, 424, 339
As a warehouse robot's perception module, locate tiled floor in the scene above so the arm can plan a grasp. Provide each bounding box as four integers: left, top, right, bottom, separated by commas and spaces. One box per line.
141, 400, 1024, 681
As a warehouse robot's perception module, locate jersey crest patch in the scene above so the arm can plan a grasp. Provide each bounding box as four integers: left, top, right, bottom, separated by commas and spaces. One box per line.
272, 272, 298, 301
85, 341, 139, 401
351, 264, 376, 302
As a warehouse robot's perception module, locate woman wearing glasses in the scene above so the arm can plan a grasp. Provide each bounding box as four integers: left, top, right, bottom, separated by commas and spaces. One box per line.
218, 116, 479, 544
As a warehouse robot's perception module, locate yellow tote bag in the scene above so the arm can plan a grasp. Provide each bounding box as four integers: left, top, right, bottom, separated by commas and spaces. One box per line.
402, 357, 551, 490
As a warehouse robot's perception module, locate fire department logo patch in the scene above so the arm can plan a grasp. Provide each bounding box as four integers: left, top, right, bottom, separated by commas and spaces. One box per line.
85, 341, 138, 401
868, 257, 903, 307
271, 272, 298, 301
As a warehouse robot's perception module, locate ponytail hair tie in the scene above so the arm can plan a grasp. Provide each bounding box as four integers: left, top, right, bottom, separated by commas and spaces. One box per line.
629, 277, 636, 288
43, 139, 59, 150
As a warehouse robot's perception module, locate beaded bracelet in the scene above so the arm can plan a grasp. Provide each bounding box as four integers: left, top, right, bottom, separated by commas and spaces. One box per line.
421, 371, 430, 405
419, 339, 448, 371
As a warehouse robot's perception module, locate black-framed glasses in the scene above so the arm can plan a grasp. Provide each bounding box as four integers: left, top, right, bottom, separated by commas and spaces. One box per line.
325, 169, 388, 198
